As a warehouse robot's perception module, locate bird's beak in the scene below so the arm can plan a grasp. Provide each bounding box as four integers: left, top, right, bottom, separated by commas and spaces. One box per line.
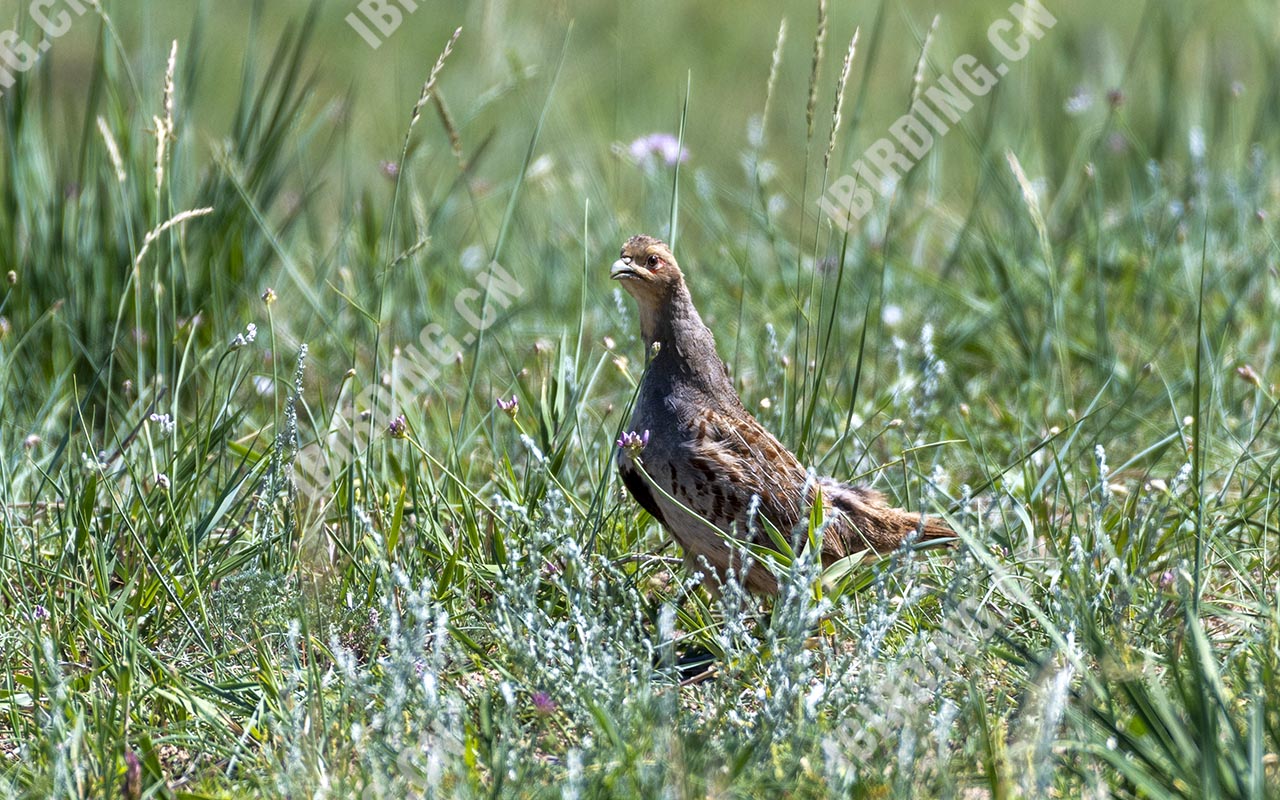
611, 258, 638, 280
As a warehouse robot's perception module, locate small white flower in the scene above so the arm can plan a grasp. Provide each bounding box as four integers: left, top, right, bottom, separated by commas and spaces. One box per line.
148, 413, 175, 438
804, 682, 826, 716
1064, 87, 1094, 115
527, 154, 555, 181
1189, 126, 1205, 161
460, 245, 487, 273
746, 114, 764, 149
230, 322, 258, 350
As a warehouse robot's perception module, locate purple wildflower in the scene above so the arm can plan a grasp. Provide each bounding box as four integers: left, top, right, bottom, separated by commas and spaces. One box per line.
531, 691, 557, 715
617, 429, 650, 457
496, 395, 519, 416
626, 133, 689, 168
388, 415, 408, 439
1236, 365, 1261, 388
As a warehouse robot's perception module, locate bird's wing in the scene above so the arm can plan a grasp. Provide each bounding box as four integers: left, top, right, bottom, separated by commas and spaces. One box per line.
688, 408, 953, 558
682, 406, 809, 540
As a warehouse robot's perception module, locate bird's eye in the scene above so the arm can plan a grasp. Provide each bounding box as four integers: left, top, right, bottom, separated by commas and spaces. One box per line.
646, 254, 659, 268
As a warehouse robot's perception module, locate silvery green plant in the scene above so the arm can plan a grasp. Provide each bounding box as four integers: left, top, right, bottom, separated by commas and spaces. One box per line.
271, 563, 464, 799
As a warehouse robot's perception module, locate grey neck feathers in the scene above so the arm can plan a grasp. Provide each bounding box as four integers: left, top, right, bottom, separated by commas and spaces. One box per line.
641, 281, 736, 398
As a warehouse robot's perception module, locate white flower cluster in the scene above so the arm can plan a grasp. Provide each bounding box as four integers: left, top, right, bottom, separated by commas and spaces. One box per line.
81, 450, 109, 472
149, 412, 175, 438
230, 322, 258, 350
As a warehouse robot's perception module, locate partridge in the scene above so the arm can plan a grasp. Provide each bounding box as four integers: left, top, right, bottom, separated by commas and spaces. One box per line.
612, 234, 951, 596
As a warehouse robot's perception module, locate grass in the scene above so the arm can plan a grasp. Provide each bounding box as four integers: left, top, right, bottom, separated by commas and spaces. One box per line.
1, 0, 1278, 796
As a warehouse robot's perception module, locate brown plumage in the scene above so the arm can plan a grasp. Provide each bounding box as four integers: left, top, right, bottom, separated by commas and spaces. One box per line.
612, 234, 952, 595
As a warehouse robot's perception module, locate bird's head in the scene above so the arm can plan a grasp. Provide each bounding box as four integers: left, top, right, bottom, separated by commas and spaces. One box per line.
611, 235, 683, 306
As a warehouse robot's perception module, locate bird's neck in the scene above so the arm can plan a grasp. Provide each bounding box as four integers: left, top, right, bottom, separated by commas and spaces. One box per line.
640, 282, 704, 350
640, 283, 733, 393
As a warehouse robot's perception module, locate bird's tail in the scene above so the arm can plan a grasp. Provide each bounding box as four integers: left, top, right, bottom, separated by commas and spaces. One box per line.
818, 479, 955, 556
904, 510, 955, 542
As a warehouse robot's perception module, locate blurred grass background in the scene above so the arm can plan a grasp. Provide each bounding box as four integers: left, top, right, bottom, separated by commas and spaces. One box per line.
8, 0, 1278, 394
7, 0, 1269, 440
